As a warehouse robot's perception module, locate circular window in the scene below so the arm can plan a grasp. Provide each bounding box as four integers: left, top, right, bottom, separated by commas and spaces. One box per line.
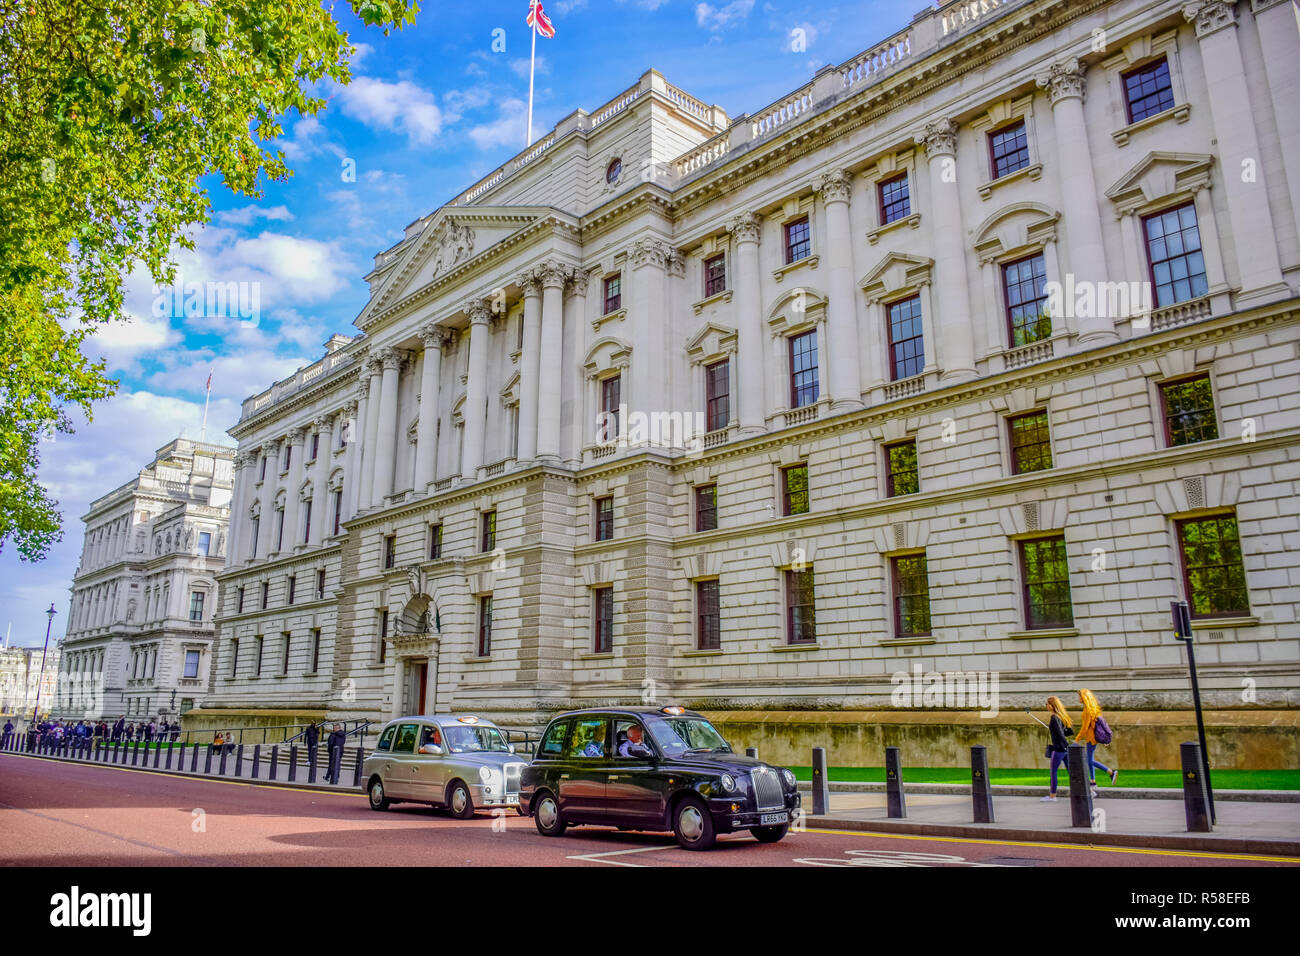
606, 158, 622, 184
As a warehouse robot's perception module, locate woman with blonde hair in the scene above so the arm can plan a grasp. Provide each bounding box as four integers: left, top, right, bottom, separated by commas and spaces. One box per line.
1076, 688, 1117, 795
1040, 696, 1073, 802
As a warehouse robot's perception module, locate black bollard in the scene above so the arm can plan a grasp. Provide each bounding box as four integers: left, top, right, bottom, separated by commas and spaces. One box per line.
971, 745, 995, 823
745, 747, 758, 759
288, 745, 298, 782
165, 742, 173, 770
153, 743, 162, 768
1066, 743, 1093, 827
1180, 741, 1213, 833
235, 745, 244, 777
308, 747, 318, 784
885, 746, 907, 818
218, 746, 228, 776
131, 741, 140, 766
353, 745, 365, 788
190, 743, 200, 773
178, 742, 186, 771
811, 746, 830, 816
204, 745, 213, 774
270, 745, 279, 781
252, 745, 261, 779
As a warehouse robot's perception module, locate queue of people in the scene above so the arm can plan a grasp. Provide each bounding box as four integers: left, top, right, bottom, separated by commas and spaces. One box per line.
1039, 688, 1117, 801
10, 716, 185, 749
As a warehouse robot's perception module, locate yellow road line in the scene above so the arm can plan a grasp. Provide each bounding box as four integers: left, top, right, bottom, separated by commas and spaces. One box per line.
807, 826, 1300, 863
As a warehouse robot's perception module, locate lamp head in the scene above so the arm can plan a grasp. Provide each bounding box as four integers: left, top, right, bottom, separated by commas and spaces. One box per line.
46, 604, 56, 621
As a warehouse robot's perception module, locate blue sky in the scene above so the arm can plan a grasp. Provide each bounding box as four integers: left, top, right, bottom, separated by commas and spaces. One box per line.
0, 0, 910, 645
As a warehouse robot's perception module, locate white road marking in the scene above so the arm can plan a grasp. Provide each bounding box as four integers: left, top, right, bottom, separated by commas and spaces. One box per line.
566, 845, 679, 866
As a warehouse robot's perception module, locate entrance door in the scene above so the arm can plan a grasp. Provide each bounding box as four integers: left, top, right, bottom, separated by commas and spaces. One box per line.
416, 662, 428, 714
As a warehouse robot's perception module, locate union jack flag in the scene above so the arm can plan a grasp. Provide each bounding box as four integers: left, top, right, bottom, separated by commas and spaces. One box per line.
527, 0, 555, 38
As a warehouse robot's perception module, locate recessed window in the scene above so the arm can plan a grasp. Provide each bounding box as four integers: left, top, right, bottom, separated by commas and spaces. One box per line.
891, 553, 932, 638
1008, 410, 1053, 475
593, 587, 614, 653
379, 610, 389, 663
784, 216, 811, 264
183, 650, 200, 679
606, 157, 622, 184
311, 628, 321, 672
255, 635, 265, 676
429, 523, 443, 560
598, 374, 621, 443
287, 575, 296, 605
696, 579, 721, 650
281, 632, 291, 675
887, 295, 925, 380
1144, 204, 1208, 307
788, 330, 819, 409
310, 432, 320, 461
989, 120, 1030, 179
274, 507, 285, 552
188, 591, 204, 622
1003, 253, 1050, 348
705, 359, 729, 433
302, 498, 312, 544
1177, 514, 1249, 618
481, 510, 497, 552
603, 274, 622, 314
331, 489, 343, 536
1160, 374, 1218, 447
785, 568, 816, 644
229, 640, 239, 678
383, 534, 396, 570
594, 496, 614, 542
884, 440, 919, 497
249, 516, 259, 558
283, 444, 292, 472
236, 587, 245, 614
259, 456, 267, 482
260, 582, 269, 610
198, 531, 212, 556
694, 483, 718, 532
1123, 57, 1175, 124
704, 253, 726, 297
1019, 535, 1073, 630
316, 569, 326, 600
879, 173, 910, 225
478, 596, 493, 656
781, 463, 809, 516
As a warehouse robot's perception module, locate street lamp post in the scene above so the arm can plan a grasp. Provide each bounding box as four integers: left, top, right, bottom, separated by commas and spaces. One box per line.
31, 603, 56, 726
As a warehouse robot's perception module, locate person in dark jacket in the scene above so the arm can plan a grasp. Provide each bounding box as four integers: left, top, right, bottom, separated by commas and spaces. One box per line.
326, 724, 347, 784
2, 719, 13, 749
112, 716, 125, 742
304, 721, 320, 772
1041, 696, 1074, 801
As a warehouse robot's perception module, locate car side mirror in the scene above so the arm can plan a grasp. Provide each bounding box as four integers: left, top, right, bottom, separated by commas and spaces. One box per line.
419, 744, 443, 755
508, 743, 516, 754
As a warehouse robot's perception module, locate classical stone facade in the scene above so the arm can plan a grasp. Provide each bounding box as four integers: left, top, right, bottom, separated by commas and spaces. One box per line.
55, 438, 233, 722
0, 645, 61, 719
200, 0, 1299, 765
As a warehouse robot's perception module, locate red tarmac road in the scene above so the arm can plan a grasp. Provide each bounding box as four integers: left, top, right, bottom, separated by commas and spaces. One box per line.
2, 754, 1296, 868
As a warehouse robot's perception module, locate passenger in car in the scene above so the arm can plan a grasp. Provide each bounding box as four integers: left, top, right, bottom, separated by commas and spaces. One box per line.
618, 724, 650, 757
419, 726, 443, 754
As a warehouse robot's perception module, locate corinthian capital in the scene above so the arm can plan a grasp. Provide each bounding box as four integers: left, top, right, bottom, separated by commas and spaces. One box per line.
377, 348, 402, 372
815, 169, 853, 205
1183, 1, 1236, 37
914, 118, 958, 158
1036, 58, 1086, 105
537, 259, 569, 290
515, 270, 542, 296
567, 266, 591, 297
419, 323, 449, 350
628, 237, 673, 270
465, 298, 492, 325
726, 212, 762, 244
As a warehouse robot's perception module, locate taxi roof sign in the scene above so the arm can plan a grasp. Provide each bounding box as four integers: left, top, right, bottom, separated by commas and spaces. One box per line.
456, 715, 481, 723
661, 706, 686, 715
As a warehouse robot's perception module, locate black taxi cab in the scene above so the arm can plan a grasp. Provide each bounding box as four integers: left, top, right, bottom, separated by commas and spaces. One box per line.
518, 705, 801, 850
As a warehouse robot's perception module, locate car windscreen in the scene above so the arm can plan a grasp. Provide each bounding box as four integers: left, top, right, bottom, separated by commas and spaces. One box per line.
643, 716, 732, 756
441, 724, 510, 753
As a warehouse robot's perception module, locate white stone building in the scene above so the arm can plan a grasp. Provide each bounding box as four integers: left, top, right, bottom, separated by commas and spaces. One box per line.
0, 645, 61, 719
55, 438, 234, 722
198, 0, 1299, 762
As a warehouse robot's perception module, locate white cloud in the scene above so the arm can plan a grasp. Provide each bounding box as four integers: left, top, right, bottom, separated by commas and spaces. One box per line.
280, 115, 343, 163
336, 76, 443, 145
468, 98, 529, 151
349, 42, 375, 67
510, 56, 550, 79
215, 205, 295, 226
696, 0, 755, 30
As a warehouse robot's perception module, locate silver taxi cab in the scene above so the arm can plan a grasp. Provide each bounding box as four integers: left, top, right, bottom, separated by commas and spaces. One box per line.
363, 715, 527, 818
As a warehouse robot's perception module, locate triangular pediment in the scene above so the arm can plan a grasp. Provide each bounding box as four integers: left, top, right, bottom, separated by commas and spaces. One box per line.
858, 252, 934, 296
684, 321, 737, 358
1105, 151, 1214, 214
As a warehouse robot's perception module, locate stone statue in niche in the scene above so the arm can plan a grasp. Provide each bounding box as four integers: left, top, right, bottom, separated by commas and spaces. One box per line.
185, 528, 194, 549
215, 531, 225, 556
126, 599, 137, 621
154, 537, 162, 555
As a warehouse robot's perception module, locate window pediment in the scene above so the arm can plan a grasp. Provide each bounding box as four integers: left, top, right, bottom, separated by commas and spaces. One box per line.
1105, 151, 1214, 215
583, 336, 633, 379
859, 253, 933, 303
767, 287, 826, 335
971, 202, 1060, 263
685, 322, 737, 365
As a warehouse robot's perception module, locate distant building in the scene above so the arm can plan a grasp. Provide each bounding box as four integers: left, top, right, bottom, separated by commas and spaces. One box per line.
0, 645, 61, 719
54, 438, 233, 722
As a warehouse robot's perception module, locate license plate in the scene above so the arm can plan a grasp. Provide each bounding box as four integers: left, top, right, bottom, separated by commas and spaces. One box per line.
760, 812, 788, 825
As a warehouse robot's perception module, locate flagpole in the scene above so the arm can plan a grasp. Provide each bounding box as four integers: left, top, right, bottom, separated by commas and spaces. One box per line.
200, 372, 212, 443
527, 5, 538, 146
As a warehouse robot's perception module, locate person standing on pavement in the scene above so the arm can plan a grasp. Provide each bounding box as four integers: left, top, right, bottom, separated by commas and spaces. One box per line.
2, 718, 13, 749
1041, 696, 1074, 802
304, 721, 320, 773
1076, 688, 1117, 795
326, 723, 346, 784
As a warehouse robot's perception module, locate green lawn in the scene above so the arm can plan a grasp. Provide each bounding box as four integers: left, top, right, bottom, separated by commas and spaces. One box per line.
789, 766, 1300, 790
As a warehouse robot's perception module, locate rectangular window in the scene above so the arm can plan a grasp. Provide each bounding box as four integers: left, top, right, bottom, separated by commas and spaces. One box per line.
1144, 204, 1208, 307
259, 456, 267, 482
383, 534, 396, 569
879, 173, 911, 225
316, 569, 326, 600
788, 329, 819, 408
302, 498, 312, 544
1003, 253, 1051, 347
237, 587, 245, 614
310, 432, 320, 461
1020, 536, 1074, 629
781, 463, 809, 516
785, 569, 816, 644
696, 579, 721, 650
1008, 410, 1053, 475
704, 253, 727, 297
429, 523, 443, 560
275, 508, 285, 552
784, 216, 811, 264
260, 582, 269, 610
198, 531, 211, 556
594, 496, 614, 542
311, 628, 321, 672
598, 374, 621, 442
332, 489, 343, 536
695, 484, 717, 532
891, 554, 932, 638
886, 295, 925, 380
1123, 57, 1175, 124
603, 274, 621, 314
1177, 514, 1249, 618
989, 120, 1030, 179
885, 440, 919, 497
1161, 374, 1218, 446
705, 359, 730, 433
478, 596, 492, 656
281, 632, 291, 675
481, 510, 496, 552
287, 575, 296, 605
255, 635, 265, 676
188, 591, 203, 622
249, 517, 259, 558
230, 640, 239, 678
593, 587, 614, 653
183, 650, 200, 679
379, 610, 388, 663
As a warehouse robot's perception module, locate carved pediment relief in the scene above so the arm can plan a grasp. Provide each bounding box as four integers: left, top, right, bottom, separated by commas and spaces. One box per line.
684, 322, 737, 364
859, 252, 933, 303
1105, 151, 1214, 215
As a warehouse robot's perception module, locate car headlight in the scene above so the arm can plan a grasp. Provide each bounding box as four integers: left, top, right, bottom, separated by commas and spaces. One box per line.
720, 773, 736, 792
782, 769, 797, 788
478, 766, 493, 782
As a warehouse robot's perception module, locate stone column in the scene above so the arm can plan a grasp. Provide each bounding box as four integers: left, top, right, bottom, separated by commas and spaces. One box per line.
256, 440, 280, 560
815, 170, 865, 409
461, 299, 492, 479
1037, 58, 1117, 344
309, 416, 332, 546
727, 213, 767, 435
226, 454, 246, 563
915, 119, 976, 381
345, 381, 366, 520
1184, 1, 1288, 306
372, 349, 401, 505
561, 268, 589, 466
516, 272, 542, 463
414, 325, 447, 493
1251, 0, 1300, 247
536, 260, 567, 462
357, 358, 382, 511
282, 427, 306, 550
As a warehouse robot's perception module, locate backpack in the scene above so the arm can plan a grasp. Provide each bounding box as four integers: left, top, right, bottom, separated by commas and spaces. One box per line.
1094, 715, 1113, 745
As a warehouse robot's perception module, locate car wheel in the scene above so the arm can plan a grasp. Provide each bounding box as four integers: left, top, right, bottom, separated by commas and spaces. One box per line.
533, 791, 567, 837
672, 795, 716, 851
367, 777, 390, 811
447, 780, 475, 819
750, 824, 788, 843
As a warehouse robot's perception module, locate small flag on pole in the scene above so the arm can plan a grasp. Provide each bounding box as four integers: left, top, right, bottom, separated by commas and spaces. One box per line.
527, 0, 556, 38
526, 0, 555, 145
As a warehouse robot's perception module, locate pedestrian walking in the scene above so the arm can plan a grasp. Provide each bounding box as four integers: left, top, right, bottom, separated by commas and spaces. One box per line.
1075, 688, 1117, 796
2, 718, 13, 749
326, 723, 346, 784
170, 722, 180, 743
112, 715, 124, 742
305, 721, 320, 772
1040, 696, 1074, 802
